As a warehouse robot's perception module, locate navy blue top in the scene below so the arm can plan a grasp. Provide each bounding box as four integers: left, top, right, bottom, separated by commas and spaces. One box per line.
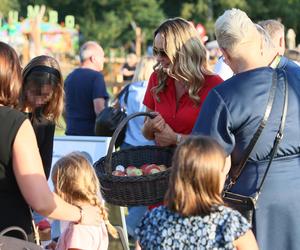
192, 57, 300, 250
65, 68, 109, 135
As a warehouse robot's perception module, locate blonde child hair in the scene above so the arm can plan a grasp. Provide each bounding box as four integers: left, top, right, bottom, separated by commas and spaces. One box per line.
52, 152, 118, 238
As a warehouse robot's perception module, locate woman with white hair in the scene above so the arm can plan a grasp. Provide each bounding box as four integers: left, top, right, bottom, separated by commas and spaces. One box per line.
193, 8, 300, 250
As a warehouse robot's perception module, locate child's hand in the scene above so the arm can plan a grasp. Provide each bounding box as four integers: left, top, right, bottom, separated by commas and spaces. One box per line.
81, 205, 103, 226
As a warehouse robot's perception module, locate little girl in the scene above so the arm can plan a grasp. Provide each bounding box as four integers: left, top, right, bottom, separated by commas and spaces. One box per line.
52, 152, 118, 250
136, 136, 259, 250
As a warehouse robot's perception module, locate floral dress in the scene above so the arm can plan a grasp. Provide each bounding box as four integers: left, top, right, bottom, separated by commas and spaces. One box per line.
136, 205, 250, 250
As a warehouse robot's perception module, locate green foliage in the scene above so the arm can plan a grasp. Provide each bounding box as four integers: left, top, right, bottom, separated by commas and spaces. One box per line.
36, 0, 165, 53
0, 0, 19, 15
6, 0, 300, 51
248, 0, 300, 37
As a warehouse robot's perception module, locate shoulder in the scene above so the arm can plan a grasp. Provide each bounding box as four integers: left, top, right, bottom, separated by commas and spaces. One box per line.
148, 71, 158, 84
137, 206, 170, 230
218, 205, 251, 240
143, 205, 169, 220
280, 57, 300, 73
0, 106, 27, 125
204, 74, 224, 85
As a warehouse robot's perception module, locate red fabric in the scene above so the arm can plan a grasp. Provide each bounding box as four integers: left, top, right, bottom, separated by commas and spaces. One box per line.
143, 72, 223, 134
148, 202, 164, 211
144, 72, 223, 210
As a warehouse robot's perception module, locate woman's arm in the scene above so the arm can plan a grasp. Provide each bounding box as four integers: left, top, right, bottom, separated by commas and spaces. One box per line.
234, 229, 259, 250
12, 119, 97, 224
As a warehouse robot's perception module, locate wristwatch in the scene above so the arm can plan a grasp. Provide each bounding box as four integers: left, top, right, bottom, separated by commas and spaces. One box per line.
176, 133, 182, 145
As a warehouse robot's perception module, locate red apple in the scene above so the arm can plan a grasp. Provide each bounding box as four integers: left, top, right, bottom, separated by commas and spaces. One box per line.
140, 163, 150, 173
149, 168, 160, 174
143, 164, 161, 175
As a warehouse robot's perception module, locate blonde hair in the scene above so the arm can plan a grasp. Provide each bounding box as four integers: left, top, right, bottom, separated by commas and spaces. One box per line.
0, 42, 22, 107
20, 55, 64, 124
165, 136, 226, 216
215, 8, 258, 53
131, 56, 156, 83
153, 17, 212, 104
52, 152, 118, 238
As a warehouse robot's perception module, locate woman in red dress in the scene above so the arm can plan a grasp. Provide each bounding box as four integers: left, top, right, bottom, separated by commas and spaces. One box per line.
143, 17, 223, 146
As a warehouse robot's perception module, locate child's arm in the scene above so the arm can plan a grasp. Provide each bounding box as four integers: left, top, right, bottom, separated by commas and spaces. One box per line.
234, 229, 259, 250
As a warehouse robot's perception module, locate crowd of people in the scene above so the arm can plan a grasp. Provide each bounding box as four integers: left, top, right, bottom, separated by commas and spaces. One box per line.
1, 7, 300, 250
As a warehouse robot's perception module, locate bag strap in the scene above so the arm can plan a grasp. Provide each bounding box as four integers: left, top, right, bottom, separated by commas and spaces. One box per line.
225, 71, 277, 189
115, 84, 130, 105
29, 207, 41, 245
256, 68, 288, 194
0, 226, 28, 241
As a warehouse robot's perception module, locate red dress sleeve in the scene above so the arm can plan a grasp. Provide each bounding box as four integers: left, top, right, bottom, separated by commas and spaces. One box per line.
143, 72, 158, 110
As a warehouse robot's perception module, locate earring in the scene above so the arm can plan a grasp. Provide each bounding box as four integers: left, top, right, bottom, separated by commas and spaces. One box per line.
260, 48, 264, 56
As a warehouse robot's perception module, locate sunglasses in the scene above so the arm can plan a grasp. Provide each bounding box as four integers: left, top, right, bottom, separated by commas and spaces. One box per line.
153, 47, 168, 57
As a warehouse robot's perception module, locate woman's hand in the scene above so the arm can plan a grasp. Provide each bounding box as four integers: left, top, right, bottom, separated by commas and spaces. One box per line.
154, 123, 177, 146
143, 112, 166, 140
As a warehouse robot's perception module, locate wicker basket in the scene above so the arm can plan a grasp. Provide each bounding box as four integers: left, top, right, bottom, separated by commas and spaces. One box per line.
94, 112, 175, 206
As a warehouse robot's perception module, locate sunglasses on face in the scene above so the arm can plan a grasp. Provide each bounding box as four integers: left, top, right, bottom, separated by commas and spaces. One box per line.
153, 47, 168, 57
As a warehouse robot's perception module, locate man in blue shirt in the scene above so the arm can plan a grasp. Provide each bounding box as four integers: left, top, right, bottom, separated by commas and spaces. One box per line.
64, 41, 109, 135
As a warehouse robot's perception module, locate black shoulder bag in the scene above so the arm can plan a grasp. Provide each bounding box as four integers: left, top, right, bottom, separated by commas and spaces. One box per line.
95, 84, 130, 148
223, 69, 288, 224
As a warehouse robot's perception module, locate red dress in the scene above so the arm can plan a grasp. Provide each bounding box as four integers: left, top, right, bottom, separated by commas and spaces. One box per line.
143, 71, 223, 134
143, 71, 223, 209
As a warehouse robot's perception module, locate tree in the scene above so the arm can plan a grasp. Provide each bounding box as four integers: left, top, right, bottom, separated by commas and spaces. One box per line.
34, 0, 165, 54
247, 0, 300, 41
0, 0, 19, 16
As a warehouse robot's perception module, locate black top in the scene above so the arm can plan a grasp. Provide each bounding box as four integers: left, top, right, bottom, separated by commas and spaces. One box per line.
27, 113, 55, 179
0, 106, 32, 237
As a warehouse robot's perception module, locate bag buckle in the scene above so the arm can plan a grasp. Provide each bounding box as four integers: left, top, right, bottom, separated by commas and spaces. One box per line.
224, 178, 235, 191
251, 191, 261, 209
276, 132, 283, 140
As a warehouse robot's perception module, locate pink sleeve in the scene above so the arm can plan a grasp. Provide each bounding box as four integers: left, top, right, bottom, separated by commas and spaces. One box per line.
63, 225, 93, 249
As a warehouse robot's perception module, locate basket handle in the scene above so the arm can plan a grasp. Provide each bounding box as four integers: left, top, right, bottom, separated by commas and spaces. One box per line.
104, 112, 156, 173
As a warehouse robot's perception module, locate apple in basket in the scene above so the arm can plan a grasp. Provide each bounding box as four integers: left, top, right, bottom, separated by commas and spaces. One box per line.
143, 164, 162, 175
112, 165, 126, 176
126, 166, 143, 176
112, 170, 127, 176
140, 164, 150, 173
158, 164, 167, 171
